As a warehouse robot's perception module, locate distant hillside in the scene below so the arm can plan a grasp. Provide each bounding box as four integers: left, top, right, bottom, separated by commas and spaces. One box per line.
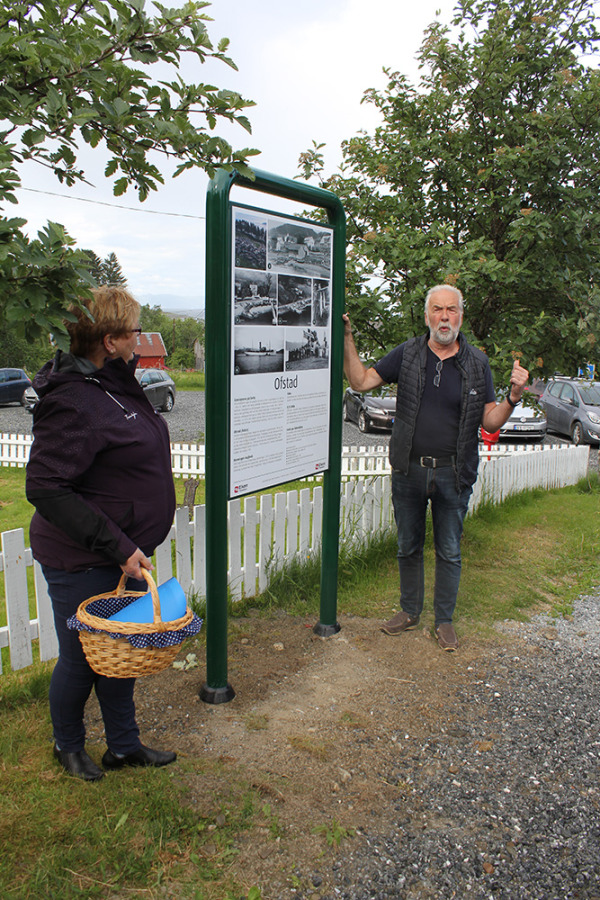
164, 308, 205, 320
138, 293, 204, 319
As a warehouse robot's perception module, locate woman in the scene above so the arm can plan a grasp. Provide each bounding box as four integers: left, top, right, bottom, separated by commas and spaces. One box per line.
26, 286, 177, 781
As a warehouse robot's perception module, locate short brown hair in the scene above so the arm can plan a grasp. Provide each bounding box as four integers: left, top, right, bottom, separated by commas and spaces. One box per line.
67, 286, 140, 358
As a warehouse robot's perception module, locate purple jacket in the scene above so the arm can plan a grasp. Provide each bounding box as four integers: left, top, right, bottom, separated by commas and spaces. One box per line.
26, 352, 176, 572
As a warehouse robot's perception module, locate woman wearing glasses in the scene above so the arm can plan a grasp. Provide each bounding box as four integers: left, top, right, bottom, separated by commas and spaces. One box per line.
26, 286, 177, 781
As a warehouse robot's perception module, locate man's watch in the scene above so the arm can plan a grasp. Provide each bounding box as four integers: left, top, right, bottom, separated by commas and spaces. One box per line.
506, 393, 518, 408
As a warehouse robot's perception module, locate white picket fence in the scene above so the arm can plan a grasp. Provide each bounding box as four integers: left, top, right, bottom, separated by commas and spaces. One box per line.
0, 440, 590, 674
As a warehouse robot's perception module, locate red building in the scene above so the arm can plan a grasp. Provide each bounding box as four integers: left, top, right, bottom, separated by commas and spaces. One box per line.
135, 332, 168, 368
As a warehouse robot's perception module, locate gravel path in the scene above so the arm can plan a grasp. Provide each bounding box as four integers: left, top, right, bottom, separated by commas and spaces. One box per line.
328, 593, 600, 899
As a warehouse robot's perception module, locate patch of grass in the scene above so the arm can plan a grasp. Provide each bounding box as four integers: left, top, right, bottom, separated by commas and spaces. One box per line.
576, 471, 600, 494
338, 710, 369, 730
259, 802, 285, 839
0, 685, 262, 899
287, 734, 330, 760
0, 466, 32, 533
237, 528, 399, 621
244, 713, 269, 732
169, 370, 205, 391
458, 485, 600, 626
0, 660, 52, 712
311, 818, 355, 848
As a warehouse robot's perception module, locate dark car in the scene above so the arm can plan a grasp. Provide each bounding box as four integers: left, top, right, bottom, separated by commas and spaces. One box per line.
539, 377, 600, 445
343, 386, 396, 433
0, 368, 32, 406
135, 368, 176, 412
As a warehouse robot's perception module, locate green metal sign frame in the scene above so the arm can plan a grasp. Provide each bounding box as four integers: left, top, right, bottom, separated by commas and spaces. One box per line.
200, 167, 346, 704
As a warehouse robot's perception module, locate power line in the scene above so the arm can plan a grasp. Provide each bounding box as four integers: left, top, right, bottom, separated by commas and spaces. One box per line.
18, 186, 206, 220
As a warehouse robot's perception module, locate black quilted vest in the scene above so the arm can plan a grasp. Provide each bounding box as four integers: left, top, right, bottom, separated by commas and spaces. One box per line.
389, 332, 490, 490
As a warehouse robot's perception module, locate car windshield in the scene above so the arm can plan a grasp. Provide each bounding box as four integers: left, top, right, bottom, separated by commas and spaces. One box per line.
578, 384, 600, 406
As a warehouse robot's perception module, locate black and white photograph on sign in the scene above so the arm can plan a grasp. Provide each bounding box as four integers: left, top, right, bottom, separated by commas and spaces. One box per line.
234, 270, 277, 325
267, 222, 332, 278
234, 211, 267, 270
230, 205, 333, 498
285, 327, 329, 371
277, 275, 312, 327
234, 326, 284, 376
312, 278, 330, 327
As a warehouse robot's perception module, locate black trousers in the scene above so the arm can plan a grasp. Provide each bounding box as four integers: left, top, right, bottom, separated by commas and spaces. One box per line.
42, 564, 143, 754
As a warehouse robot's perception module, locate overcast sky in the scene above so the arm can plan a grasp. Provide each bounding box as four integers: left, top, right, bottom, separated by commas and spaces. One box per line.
14, 0, 456, 310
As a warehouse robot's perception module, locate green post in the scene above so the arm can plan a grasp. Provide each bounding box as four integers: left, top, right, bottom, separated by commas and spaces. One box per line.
200, 168, 345, 703
200, 170, 236, 704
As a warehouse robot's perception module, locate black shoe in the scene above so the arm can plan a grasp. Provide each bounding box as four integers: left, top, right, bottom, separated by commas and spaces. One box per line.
102, 744, 177, 770
53, 746, 105, 781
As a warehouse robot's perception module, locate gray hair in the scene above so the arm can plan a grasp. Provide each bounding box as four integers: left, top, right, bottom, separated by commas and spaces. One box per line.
424, 285, 464, 315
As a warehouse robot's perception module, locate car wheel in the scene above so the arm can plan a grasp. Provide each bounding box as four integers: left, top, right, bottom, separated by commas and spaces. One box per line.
162, 392, 174, 412
342, 401, 349, 422
571, 421, 584, 445
358, 411, 369, 433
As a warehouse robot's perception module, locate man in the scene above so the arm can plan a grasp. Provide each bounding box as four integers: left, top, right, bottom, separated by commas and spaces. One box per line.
343, 285, 528, 651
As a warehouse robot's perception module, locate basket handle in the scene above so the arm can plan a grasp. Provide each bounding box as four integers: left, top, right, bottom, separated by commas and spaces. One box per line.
115, 568, 162, 624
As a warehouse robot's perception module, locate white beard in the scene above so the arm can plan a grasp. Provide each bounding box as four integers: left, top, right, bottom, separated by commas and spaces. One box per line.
429, 323, 460, 345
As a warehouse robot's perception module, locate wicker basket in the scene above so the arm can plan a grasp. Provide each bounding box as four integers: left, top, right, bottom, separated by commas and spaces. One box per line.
75, 569, 196, 678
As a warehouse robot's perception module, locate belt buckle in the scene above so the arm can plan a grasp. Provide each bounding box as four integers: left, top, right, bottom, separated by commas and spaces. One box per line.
420, 456, 435, 468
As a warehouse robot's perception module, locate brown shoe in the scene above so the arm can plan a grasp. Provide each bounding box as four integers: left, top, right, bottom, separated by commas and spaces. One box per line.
435, 623, 458, 652
381, 611, 420, 635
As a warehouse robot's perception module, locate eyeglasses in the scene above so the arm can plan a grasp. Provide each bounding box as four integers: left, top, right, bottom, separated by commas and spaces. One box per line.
433, 359, 443, 388
129, 328, 142, 334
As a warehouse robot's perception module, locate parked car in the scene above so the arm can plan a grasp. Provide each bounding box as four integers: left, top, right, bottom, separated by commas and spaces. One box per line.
480, 396, 547, 444
24, 369, 177, 414
23, 385, 39, 412
498, 398, 547, 442
135, 368, 176, 412
343, 386, 396, 433
540, 377, 600, 445
0, 368, 32, 406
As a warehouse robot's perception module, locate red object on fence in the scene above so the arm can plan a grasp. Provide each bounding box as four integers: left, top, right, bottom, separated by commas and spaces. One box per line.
480, 427, 500, 460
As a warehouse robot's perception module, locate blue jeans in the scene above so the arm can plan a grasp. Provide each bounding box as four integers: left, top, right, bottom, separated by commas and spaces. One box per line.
391, 463, 472, 625
43, 565, 144, 755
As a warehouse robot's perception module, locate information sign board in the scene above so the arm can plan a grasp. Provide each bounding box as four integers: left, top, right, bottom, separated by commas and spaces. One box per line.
229, 204, 334, 497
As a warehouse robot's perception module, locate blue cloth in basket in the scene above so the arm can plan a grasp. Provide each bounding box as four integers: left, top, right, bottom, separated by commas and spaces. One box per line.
108, 577, 187, 624
67, 593, 202, 649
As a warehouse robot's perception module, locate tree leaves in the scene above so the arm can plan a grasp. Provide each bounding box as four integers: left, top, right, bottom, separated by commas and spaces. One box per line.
1, 0, 257, 343
299, 0, 600, 384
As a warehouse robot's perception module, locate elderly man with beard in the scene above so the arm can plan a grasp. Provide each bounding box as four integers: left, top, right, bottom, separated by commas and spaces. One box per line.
343, 285, 529, 651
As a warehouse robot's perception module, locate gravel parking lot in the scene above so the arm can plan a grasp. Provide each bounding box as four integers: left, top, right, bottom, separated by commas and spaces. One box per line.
0, 391, 207, 443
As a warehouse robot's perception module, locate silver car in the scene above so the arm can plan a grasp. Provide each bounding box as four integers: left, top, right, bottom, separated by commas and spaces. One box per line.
498, 397, 547, 442
540, 378, 600, 445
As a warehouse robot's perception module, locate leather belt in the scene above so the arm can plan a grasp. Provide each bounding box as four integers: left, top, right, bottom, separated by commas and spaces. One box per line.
414, 455, 456, 469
